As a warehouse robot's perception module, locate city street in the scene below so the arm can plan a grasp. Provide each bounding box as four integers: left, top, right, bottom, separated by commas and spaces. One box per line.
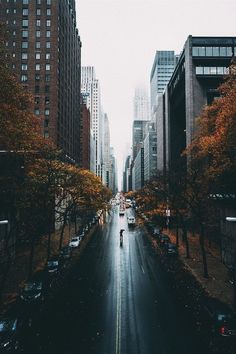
26, 208, 205, 354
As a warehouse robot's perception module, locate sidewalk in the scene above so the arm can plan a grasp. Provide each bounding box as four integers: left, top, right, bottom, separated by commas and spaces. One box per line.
157, 227, 234, 308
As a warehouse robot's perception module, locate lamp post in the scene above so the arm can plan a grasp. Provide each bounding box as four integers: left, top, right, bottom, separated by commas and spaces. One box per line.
225, 216, 236, 307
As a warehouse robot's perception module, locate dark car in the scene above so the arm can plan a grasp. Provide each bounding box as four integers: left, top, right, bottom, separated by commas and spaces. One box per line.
60, 246, 72, 260
20, 281, 43, 303
145, 221, 156, 233
159, 234, 170, 246
165, 242, 178, 256
46, 259, 59, 274
0, 318, 21, 352
204, 298, 236, 338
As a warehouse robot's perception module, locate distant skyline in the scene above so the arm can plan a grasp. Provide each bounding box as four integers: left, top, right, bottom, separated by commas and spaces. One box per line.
76, 0, 236, 186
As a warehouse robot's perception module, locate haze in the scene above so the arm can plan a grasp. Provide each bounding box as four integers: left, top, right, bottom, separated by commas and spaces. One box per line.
76, 0, 236, 183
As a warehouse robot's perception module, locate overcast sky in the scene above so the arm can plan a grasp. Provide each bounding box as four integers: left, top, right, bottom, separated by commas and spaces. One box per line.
76, 0, 236, 185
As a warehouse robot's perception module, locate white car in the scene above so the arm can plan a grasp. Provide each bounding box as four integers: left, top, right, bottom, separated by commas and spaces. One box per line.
127, 216, 136, 226
69, 236, 81, 248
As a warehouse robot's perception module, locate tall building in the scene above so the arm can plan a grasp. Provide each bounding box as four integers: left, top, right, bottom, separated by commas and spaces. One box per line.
133, 86, 150, 121
150, 51, 177, 112
132, 120, 149, 160
0, 0, 82, 163
79, 96, 90, 170
166, 36, 236, 171
81, 66, 102, 176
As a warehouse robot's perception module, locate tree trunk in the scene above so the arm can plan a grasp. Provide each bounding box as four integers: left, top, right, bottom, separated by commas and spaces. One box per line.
59, 213, 67, 251
175, 213, 179, 247
200, 224, 209, 278
28, 237, 35, 278
183, 227, 190, 259
47, 221, 52, 261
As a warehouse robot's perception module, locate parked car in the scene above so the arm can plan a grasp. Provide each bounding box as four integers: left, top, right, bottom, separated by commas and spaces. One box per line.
165, 242, 178, 256
204, 298, 236, 338
0, 318, 22, 352
69, 236, 81, 248
153, 227, 161, 237
46, 259, 59, 274
159, 234, 170, 246
60, 246, 72, 260
127, 216, 136, 226
20, 281, 43, 303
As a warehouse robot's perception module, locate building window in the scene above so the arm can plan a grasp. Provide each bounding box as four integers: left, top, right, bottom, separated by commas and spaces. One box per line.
212, 47, 219, 56
205, 47, 213, 56
22, 19, 28, 27
12, 53, 16, 58
22, 9, 28, 16
44, 131, 49, 138
36, 30, 40, 38
36, 9, 41, 15
36, 19, 41, 27
13, 20, 16, 24
45, 109, 50, 116
21, 74, 28, 82
45, 64, 50, 71
45, 97, 50, 104
22, 53, 28, 59
45, 74, 50, 81
22, 30, 28, 38
35, 41, 40, 49
35, 96, 40, 104
46, 42, 50, 49
22, 41, 28, 48
46, 31, 51, 38
12, 42, 16, 47
21, 64, 28, 70
35, 64, 40, 71
45, 53, 50, 60
35, 86, 40, 93
35, 74, 40, 81
45, 85, 50, 93
23, 0, 29, 4
36, 0, 41, 4
35, 52, 40, 60
47, 0, 51, 5
13, 9, 17, 14
34, 109, 40, 115
44, 120, 49, 128
46, 9, 51, 16
46, 20, 51, 27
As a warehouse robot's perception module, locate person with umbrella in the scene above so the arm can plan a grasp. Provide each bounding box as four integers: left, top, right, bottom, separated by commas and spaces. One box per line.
120, 229, 125, 246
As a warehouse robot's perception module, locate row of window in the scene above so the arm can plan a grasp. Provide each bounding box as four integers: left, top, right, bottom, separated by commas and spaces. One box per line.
21, 64, 51, 70
35, 109, 50, 116
22, 19, 51, 27
195, 66, 229, 75
192, 46, 234, 57
21, 0, 52, 4
21, 30, 51, 38
21, 52, 51, 60
21, 72, 51, 81
6, 8, 51, 16
21, 41, 51, 48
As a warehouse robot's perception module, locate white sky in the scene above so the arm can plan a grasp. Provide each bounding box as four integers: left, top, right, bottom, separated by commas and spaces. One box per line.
76, 0, 236, 185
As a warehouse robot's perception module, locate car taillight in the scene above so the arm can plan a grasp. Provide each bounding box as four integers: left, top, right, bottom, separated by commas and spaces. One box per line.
220, 326, 226, 335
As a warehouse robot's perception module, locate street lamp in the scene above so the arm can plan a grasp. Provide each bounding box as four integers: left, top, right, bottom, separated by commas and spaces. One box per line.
0, 220, 8, 225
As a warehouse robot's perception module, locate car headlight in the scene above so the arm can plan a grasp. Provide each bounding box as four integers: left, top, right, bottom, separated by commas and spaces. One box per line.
3, 341, 10, 347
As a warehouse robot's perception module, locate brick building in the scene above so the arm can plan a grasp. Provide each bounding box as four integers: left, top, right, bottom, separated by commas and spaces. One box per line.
79, 99, 90, 170
0, 0, 82, 162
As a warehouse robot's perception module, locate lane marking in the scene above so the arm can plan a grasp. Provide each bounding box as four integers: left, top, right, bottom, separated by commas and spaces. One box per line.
141, 265, 145, 274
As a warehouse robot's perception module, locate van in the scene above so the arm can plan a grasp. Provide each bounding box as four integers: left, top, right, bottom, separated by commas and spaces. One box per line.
127, 216, 135, 226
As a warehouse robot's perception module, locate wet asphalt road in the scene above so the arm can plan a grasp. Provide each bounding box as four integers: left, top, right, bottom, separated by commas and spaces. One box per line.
26, 207, 205, 354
